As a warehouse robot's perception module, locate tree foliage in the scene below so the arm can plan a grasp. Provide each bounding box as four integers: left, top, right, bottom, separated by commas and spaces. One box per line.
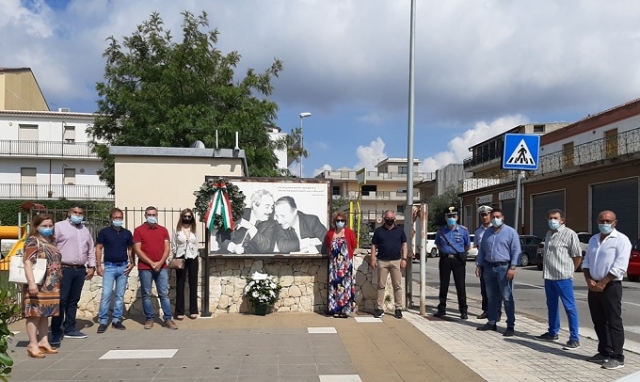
427, 187, 460, 231
89, 11, 285, 192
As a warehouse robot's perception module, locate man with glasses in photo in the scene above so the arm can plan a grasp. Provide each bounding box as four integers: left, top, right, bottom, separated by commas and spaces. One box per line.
582, 210, 631, 370
133, 206, 177, 330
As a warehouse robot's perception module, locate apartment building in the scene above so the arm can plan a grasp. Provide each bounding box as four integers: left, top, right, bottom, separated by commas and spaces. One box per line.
460, 107, 640, 240
315, 158, 435, 227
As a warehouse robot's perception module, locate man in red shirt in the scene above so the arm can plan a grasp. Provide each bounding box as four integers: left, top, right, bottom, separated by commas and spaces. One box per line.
133, 206, 177, 330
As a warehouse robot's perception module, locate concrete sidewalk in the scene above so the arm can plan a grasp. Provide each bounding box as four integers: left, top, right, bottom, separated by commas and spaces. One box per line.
6, 312, 482, 382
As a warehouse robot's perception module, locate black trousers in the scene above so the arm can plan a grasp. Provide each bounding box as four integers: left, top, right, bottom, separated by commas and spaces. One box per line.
588, 281, 624, 361
175, 258, 199, 316
479, 265, 488, 311
438, 256, 467, 313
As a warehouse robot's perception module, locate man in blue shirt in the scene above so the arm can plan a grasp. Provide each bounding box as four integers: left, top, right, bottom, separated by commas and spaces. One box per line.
95, 208, 134, 333
434, 207, 470, 319
475, 208, 521, 337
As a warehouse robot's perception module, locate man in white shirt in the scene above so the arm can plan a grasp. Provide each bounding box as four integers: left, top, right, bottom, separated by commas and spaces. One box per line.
582, 210, 632, 370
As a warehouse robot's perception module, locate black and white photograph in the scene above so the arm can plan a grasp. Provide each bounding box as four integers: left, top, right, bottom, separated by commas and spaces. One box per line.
207, 177, 331, 256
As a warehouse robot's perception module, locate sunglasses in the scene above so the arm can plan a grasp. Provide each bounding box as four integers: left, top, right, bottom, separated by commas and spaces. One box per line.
336, 219, 346, 223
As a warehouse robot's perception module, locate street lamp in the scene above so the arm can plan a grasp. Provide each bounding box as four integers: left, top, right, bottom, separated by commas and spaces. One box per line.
299, 112, 312, 177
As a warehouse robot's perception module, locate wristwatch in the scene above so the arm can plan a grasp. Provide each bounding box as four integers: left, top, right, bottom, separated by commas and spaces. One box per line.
509, 265, 516, 270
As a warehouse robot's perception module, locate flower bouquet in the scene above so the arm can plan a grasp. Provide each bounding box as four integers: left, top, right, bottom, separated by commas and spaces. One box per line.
244, 271, 282, 315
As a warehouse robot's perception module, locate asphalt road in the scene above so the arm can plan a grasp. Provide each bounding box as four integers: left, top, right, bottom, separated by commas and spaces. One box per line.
411, 259, 640, 346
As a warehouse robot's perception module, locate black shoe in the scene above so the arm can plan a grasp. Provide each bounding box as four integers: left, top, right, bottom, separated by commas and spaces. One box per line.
535, 332, 558, 341
477, 311, 487, 319
503, 328, 515, 337
97, 324, 107, 334
433, 311, 446, 318
460, 312, 468, 320
394, 309, 403, 319
111, 321, 126, 330
373, 309, 384, 318
476, 323, 497, 331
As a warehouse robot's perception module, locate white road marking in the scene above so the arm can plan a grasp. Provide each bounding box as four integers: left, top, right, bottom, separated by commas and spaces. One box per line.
308, 327, 337, 334
99, 349, 178, 360
354, 317, 382, 323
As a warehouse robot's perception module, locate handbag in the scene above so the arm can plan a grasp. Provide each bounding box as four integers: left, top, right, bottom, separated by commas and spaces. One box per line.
9, 255, 47, 285
168, 258, 185, 270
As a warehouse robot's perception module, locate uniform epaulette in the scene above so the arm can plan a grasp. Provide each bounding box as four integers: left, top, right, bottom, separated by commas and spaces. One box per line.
459, 225, 468, 231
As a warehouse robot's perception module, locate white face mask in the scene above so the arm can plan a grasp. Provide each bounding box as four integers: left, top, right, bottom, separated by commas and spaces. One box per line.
336, 221, 345, 229
491, 217, 503, 228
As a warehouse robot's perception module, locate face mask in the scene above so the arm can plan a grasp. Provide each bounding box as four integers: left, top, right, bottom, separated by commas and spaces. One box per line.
548, 219, 561, 230
112, 220, 123, 227
39, 227, 53, 237
384, 218, 395, 226
146, 216, 158, 224
182, 217, 192, 224
447, 217, 457, 226
491, 218, 503, 228
598, 224, 613, 234
70, 215, 83, 224
336, 221, 345, 229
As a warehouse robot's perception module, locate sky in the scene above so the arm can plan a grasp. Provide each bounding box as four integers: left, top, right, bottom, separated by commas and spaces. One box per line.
3, 0, 640, 177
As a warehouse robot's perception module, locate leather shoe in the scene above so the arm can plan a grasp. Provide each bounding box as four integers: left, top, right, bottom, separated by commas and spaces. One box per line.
433, 311, 446, 318
477, 311, 487, 319
460, 313, 468, 320
476, 322, 497, 331
503, 328, 515, 337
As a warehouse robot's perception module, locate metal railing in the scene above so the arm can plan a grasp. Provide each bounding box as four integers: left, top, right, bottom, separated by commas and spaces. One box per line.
463, 149, 502, 169
0, 183, 113, 200
332, 190, 420, 200
532, 127, 640, 177
462, 169, 518, 192
0, 140, 97, 158
317, 170, 435, 182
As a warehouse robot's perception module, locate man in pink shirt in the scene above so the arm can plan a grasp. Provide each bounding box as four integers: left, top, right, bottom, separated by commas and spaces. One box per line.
50, 205, 96, 346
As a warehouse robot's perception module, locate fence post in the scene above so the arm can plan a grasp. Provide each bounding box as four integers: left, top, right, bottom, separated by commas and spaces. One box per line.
201, 226, 211, 317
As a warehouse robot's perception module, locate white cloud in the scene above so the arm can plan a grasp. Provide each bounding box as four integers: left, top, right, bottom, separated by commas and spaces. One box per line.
313, 164, 332, 177
355, 137, 387, 170
357, 111, 387, 126
419, 115, 530, 172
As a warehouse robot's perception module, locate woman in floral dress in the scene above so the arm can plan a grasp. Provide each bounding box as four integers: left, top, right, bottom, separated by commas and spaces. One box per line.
22, 214, 62, 358
325, 211, 357, 318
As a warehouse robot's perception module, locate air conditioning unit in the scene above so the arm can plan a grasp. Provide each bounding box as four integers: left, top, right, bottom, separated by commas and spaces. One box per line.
58, 107, 71, 112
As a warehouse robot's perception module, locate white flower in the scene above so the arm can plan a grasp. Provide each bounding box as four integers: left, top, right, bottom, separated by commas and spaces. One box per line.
252, 291, 258, 298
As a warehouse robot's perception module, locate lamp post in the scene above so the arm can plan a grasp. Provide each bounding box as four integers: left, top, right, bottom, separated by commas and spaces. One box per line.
299, 112, 312, 177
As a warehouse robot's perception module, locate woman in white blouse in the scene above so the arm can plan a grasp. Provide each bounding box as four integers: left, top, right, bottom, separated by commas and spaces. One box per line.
172, 208, 199, 320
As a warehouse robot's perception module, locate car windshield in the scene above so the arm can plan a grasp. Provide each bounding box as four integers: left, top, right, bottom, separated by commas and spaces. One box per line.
634, 240, 640, 251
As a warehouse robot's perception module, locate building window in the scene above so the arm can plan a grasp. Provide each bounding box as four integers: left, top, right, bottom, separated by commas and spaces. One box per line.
398, 166, 408, 174
332, 186, 340, 196
19, 124, 38, 140
20, 167, 37, 197
397, 205, 405, 213
533, 124, 545, 133
64, 168, 76, 185
361, 185, 377, 196
64, 126, 76, 143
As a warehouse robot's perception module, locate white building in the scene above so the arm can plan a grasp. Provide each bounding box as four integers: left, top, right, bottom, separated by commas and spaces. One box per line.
0, 109, 112, 200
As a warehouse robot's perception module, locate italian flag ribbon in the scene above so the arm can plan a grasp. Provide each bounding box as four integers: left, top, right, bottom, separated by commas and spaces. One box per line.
204, 181, 234, 231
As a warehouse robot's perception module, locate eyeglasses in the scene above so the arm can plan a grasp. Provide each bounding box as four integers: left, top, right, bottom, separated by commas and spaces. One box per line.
336, 219, 346, 223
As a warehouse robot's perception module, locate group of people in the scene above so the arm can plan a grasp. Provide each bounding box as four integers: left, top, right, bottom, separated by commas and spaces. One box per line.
218, 190, 327, 255
433, 205, 632, 370
20, 205, 199, 359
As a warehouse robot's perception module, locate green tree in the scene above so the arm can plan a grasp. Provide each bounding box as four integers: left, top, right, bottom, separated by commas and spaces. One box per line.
89, 11, 285, 192
281, 127, 308, 173
427, 187, 460, 231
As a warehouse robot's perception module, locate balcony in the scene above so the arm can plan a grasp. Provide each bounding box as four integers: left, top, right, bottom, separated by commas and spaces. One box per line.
332, 191, 420, 201
0, 183, 113, 201
0, 140, 98, 158
318, 170, 435, 182
532, 127, 640, 177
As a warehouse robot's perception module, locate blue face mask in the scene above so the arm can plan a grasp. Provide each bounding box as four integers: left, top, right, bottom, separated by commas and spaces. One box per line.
548, 219, 561, 230
336, 221, 345, 229
491, 218, 503, 228
70, 215, 83, 225
447, 217, 457, 226
112, 220, 124, 227
39, 227, 53, 237
146, 216, 158, 224
598, 223, 613, 234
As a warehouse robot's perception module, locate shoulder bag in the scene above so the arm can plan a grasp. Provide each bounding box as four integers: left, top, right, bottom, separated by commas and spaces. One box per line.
9, 240, 47, 284
168, 230, 185, 270
438, 229, 468, 261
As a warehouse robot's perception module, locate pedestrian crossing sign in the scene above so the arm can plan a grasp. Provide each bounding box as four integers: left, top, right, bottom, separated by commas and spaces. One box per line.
502, 134, 540, 171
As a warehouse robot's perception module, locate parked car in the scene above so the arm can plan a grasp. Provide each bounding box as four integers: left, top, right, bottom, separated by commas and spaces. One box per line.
467, 233, 478, 261
575, 231, 592, 271
627, 238, 640, 282
536, 241, 545, 270
413, 232, 439, 260
519, 235, 543, 267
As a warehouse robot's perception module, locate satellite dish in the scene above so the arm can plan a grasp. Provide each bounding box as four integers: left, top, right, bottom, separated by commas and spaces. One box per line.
189, 140, 205, 148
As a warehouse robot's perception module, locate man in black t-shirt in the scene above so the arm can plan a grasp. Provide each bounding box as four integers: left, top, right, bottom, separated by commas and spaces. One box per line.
370, 211, 408, 319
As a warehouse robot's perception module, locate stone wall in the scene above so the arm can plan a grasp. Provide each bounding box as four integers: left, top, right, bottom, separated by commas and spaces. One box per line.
76, 251, 406, 318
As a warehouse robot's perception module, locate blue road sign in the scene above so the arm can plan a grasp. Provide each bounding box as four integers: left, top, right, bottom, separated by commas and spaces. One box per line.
502, 133, 540, 171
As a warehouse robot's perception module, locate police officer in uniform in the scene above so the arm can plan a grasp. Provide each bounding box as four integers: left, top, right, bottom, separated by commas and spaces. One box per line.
434, 207, 471, 319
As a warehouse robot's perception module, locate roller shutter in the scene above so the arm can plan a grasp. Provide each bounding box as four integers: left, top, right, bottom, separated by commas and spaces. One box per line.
591, 178, 639, 239
501, 199, 516, 229
531, 191, 565, 239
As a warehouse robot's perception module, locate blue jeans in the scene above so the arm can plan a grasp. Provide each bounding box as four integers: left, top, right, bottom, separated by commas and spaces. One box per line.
51, 267, 86, 337
139, 269, 172, 322
483, 263, 515, 328
98, 263, 128, 325
545, 279, 580, 341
